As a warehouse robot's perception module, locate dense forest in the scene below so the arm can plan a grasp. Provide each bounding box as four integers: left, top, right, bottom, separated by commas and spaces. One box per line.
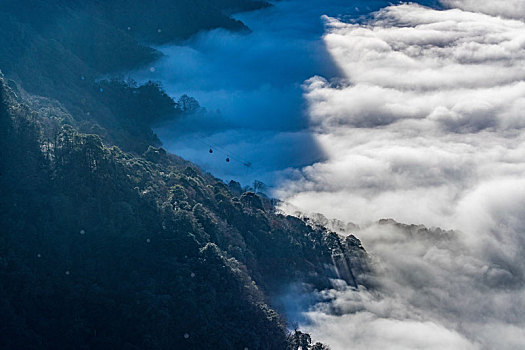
0, 0, 267, 152
0, 1, 369, 349
0, 74, 369, 349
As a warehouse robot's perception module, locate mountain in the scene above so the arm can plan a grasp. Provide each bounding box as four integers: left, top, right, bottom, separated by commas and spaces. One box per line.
0, 1, 369, 348
0, 75, 368, 348
0, 0, 268, 153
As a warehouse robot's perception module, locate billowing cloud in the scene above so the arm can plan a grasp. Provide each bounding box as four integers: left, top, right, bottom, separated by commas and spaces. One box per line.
440, 0, 525, 20
133, 0, 396, 186
132, 0, 525, 347
278, 3, 525, 349
280, 3, 525, 229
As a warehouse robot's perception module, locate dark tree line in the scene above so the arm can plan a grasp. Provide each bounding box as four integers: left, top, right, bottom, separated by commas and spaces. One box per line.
0, 76, 363, 349
0, 2, 365, 348
0, 0, 267, 154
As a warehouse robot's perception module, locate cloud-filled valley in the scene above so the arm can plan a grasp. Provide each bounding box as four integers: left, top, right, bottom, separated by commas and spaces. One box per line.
7, 0, 525, 348
135, 0, 525, 348
134, 0, 394, 185
281, 3, 525, 229
276, 2, 525, 349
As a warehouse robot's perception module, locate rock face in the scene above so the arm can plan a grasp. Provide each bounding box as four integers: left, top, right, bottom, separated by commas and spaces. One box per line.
0, 75, 367, 349
298, 214, 370, 289
329, 234, 369, 288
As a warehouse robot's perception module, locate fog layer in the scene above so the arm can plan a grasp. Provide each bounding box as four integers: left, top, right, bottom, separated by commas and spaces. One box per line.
278, 2, 525, 349
137, 0, 525, 348
135, 0, 393, 185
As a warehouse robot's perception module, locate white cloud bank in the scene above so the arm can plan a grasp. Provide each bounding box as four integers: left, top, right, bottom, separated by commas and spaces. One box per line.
278, 2, 525, 349
281, 2, 525, 233
440, 0, 525, 20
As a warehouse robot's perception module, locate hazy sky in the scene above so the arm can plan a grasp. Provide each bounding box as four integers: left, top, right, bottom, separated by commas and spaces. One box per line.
136, 1, 525, 348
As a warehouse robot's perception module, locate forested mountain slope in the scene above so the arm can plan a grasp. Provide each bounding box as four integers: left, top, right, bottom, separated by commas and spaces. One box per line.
0, 75, 367, 349
0, 1, 370, 348
0, 0, 268, 153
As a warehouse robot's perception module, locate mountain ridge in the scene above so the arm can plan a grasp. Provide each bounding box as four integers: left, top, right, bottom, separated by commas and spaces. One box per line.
0, 73, 365, 349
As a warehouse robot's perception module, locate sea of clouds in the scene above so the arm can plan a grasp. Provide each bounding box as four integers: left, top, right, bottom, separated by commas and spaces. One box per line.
136, 0, 525, 348
135, 0, 393, 186
277, 1, 525, 349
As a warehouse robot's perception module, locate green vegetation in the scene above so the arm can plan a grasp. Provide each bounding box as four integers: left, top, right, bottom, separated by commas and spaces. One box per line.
0, 1, 368, 347
0, 76, 365, 348
0, 0, 268, 153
